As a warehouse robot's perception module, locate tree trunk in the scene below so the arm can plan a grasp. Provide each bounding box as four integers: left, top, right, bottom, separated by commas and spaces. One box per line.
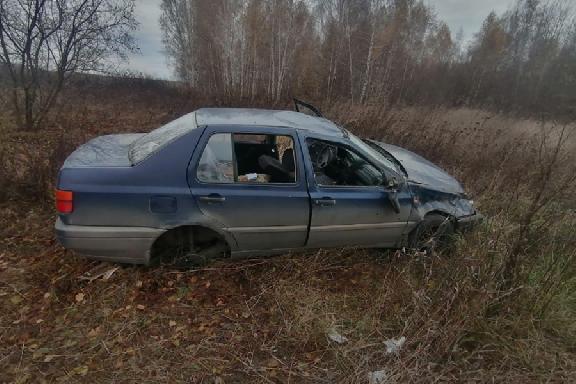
347, 22, 354, 102
360, 20, 376, 103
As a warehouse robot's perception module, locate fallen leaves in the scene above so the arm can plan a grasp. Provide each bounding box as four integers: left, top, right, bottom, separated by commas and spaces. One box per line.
72, 365, 89, 376
43, 354, 58, 363
266, 358, 280, 368
75, 292, 85, 303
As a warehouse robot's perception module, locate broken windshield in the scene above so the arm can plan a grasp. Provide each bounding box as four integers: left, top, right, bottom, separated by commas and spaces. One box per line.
347, 132, 405, 176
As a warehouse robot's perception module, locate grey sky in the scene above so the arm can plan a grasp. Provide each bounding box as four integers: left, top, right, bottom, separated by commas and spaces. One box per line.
124, 0, 515, 80
427, 0, 512, 39
124, 0, 169, 79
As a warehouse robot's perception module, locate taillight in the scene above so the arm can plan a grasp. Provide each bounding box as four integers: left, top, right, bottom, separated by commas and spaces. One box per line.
56, 190, 73, 213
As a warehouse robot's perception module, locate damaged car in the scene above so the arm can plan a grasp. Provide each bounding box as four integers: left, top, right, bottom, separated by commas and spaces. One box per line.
55, 101, 482, 265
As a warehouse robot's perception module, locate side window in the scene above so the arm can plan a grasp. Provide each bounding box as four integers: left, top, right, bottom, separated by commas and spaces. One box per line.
197, 133, 234, 183
307, 138, 383, 187
196, 133, 297, 184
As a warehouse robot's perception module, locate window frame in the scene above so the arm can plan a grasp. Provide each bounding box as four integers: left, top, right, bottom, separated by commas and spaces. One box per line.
193, 130, 299, 187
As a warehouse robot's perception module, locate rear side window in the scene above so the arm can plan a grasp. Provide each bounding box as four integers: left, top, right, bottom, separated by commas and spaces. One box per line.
197, 133, 296, 184
197, 134, 235, 183
129, 112, 197, 164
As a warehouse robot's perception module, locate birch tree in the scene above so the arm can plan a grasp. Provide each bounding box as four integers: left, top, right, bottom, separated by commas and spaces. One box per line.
160, 0, 576, 115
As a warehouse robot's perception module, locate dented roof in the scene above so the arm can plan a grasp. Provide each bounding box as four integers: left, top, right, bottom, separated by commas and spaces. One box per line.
195, 108, 344, 137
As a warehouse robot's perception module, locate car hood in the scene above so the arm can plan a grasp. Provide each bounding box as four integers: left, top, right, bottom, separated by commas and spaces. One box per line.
370, 141, 464, 194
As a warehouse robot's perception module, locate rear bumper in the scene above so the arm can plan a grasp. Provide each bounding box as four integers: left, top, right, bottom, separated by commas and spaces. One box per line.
456, 212, 484, 232
55, 218, 166, 265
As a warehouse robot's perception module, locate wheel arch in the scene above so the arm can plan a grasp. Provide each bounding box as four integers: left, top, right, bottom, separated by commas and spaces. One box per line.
150, 224, 233, 262
407, 209, 456, 249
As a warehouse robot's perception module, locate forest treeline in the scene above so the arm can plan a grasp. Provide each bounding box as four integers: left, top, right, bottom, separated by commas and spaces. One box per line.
161, 0, 576, 117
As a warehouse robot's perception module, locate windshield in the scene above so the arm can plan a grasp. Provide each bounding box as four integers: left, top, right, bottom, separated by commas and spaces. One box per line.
129, 112, 198, 164
347, 132, 404, 175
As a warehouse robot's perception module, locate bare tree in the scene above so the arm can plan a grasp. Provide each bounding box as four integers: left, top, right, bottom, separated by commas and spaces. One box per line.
0, 0, 137, 130
160, 0, 576, 116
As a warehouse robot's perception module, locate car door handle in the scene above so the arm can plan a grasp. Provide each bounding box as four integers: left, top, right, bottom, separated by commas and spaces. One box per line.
314, 198, 336, 206
198, 194, 226, 203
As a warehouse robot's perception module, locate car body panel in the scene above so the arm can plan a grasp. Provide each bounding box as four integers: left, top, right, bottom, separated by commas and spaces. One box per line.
55, 217, 164, 264
306, 185, 416, 248
368, 140, 465, 194
63, 134, 144, 168
195, 108, 344, 138
298, 131, 415, 248
188, 125, 310, 250
55, 108, 482, 264
58, 128, 205, 228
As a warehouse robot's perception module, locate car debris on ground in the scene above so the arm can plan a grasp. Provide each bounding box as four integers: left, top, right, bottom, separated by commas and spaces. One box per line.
384, 336, 406, 354
326, 327, 349, 344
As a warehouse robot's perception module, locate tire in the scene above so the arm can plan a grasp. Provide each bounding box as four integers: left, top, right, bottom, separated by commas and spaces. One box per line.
409, 213, 455, 253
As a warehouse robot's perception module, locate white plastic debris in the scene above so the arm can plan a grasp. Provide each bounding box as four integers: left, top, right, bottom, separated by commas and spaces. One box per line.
367, 370, 388, 384
326, 327, 349, 344
79, 264, 119, 282
101, 267, 119, 280
384, 336, 406, 354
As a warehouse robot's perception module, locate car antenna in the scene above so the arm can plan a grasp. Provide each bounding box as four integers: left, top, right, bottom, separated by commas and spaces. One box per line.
293, 98, 323, 118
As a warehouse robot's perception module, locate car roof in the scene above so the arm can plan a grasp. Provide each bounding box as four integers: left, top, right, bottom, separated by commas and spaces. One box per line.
195, 108, 345, 138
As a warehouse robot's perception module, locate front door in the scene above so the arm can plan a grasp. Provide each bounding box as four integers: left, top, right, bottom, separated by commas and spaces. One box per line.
303, 137, 412, 248
188, 126, 309, 251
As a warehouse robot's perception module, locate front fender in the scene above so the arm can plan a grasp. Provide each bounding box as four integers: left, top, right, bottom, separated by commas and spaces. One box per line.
407, 184, 476, 223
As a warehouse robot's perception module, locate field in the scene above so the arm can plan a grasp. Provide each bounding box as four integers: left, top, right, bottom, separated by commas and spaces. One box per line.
1, 87, 575, 383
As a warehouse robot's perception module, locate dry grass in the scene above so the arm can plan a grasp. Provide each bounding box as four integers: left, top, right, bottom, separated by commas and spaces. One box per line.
0, 89, 575, 383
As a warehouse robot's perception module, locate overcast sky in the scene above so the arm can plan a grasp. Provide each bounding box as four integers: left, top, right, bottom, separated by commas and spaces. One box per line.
124, 0, 514, 80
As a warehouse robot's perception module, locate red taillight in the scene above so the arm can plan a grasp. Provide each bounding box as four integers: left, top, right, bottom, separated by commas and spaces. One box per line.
56, 190, 73, 213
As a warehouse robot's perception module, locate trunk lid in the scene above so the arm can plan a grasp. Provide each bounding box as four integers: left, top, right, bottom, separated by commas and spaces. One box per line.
62, 134, 144, 168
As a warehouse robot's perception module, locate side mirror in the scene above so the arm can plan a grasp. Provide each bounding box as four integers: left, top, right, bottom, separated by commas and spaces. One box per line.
386, 176, 401, 214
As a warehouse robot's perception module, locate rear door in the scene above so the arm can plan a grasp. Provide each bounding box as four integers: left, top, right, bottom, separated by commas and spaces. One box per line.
188, 125, 310, 251
302, 136, 413, 248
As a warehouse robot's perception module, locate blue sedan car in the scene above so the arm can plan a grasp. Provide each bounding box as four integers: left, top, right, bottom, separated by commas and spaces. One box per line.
55, 107, 481, 265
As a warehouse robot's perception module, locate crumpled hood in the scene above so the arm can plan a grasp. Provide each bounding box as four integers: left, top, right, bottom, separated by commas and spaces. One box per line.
371, 141, 464, 194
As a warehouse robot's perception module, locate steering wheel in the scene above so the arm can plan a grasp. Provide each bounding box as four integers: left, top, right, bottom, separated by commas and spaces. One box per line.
310, 143, 336, 169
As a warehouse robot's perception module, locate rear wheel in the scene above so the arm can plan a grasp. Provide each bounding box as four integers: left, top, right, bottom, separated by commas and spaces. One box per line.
409, 213, 455, 254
